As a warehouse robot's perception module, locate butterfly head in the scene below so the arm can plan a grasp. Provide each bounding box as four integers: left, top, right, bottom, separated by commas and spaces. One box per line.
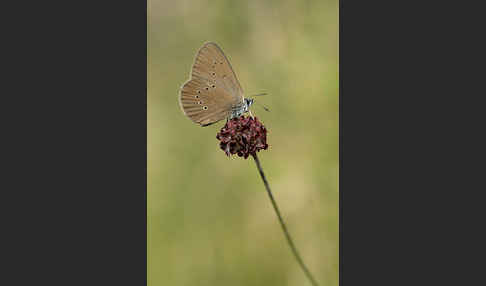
244, 98, 254, 112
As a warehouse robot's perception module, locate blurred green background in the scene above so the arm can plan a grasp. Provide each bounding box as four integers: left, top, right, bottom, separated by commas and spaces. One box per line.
148, 0, 338, 285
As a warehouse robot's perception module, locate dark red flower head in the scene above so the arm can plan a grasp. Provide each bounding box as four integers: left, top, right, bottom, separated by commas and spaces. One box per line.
216, 116, 269, 159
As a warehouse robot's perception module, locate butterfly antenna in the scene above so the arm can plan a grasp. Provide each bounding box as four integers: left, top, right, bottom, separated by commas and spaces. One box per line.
255, 102, 270, 112
252, 93, 268, 97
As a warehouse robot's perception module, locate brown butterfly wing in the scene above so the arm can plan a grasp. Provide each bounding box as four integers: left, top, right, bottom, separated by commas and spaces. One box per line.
179, 42, 245, 126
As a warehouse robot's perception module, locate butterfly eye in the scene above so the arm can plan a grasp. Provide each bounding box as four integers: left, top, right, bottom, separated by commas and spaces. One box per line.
203, 106, 208, 110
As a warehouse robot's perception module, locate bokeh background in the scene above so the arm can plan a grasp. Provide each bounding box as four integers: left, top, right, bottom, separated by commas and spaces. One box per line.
148, 0, 338, 285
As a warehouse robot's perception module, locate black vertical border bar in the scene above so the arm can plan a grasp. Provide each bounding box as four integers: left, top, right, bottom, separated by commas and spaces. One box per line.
2, 0, 148, 285
339, 0, 450, 284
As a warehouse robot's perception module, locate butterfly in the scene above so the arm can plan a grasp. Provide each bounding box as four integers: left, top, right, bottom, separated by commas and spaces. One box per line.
179, 42, 255, 127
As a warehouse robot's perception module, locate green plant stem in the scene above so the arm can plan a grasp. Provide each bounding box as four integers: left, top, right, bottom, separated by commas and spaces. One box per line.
252, 153, 319, 286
